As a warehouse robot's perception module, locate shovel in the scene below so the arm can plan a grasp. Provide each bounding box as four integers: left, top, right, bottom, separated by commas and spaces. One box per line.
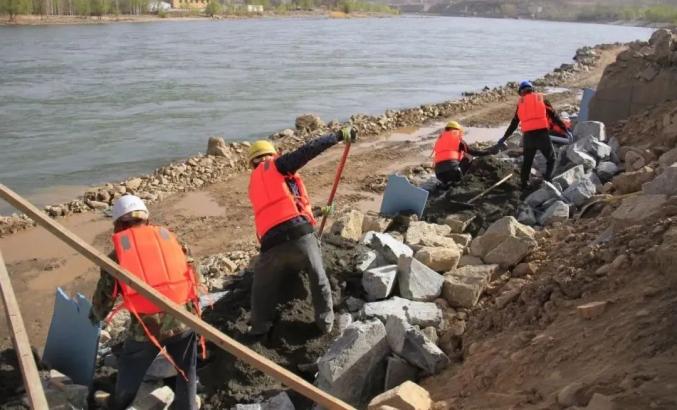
445, 172, 514, 210
317, 140, 352, 238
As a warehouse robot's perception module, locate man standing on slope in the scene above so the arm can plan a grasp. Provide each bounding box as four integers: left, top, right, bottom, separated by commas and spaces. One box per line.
494, 80, 570, 193
89, 195, 200, 410
433, 120, 490, 186
247, 126, 357, 336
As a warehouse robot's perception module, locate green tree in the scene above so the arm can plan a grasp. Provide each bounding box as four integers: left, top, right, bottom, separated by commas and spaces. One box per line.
204, 0, 221, 16
90, 0, 109, 17
1, 0, 32, 21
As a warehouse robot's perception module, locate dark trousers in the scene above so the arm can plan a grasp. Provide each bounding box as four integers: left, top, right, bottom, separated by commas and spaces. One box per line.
435, 158, 471, 185
522, 129, 555, 189
110, 331, 197, 410
250, 233, 333, 333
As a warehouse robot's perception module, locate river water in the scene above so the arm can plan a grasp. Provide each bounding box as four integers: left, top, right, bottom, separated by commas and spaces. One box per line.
0, 16, 651, 208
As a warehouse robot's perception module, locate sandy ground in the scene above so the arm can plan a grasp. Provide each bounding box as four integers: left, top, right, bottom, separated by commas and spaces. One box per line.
0, 47, 614, 353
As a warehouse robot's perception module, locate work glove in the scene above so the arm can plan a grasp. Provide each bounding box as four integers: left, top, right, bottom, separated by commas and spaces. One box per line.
339, 127, 358, 144
321, 204, 335, 217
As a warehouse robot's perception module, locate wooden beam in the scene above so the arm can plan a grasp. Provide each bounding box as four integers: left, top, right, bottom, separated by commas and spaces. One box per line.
0, 250, 50, 410
0, 184, 354, 410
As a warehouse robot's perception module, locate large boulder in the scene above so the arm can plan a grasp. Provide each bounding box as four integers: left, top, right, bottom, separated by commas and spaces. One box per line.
331, 210, 365, 241
576, 135, 611, 160
442, 266, 494, 308
316, 320, 390, 407
385, 316, 449, 375
360, 297, 442, 328
658, 148, 677, 169
539, 200, 570, 226
469, 217, 537, 267
206, 137, 230, 157
562, 177, 597, 206
524, 181, 564, 207
573, 121, 606, 142
441, 213, 475, 233
566, 145, 597, 170
413, 246, 461, 273
405, 221, 452, 247
611, 194, 668, 225
367, 381, 433, 410
596, 161, 619, 182
364, 232, 414, 264
552, 165, 586, 190
612, 167, 656, 194
295, 113, 325, 132
383, 356, 419, 390
363, 265, 398, 301
643, 164, 677, 196
397, 255, 444, 301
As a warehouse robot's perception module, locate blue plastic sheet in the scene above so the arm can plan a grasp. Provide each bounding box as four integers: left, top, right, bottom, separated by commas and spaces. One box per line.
578, 88, 596, 123
380, 174, 429, 218
43, 288, 100, 387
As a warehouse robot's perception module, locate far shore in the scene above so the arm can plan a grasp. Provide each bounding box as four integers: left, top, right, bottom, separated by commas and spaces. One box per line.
0, 10, 396, 26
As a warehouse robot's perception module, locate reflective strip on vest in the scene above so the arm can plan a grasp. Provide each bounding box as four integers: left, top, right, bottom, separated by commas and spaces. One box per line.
112, 225, 196, 315
248, 158, 316, 240
433, 130, 464, 164
517, 93, 549, 133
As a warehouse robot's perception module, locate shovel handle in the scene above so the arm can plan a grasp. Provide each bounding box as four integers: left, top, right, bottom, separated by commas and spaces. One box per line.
467, 173, 513, 204
318, 141, 351, 238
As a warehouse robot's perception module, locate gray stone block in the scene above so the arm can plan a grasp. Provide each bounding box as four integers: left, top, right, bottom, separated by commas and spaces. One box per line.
552, 165, 586, 190
397, 255, 444, 301
360, 296, 442, 328
539, 200, 570, 226
362, 265, 398, 301
573, 121, 606, 141
596, 161, 619, 182
232, 392, 295, 410
563, 177, 597, 206
442, 269, 492, 308
385, 316, 450, 375
316, 319, 390, 407
356, 250, 380, 273
366, 232, 414, 264
384, 355, 419, 390
524, 181, 563, 207
566, 146, 597, 170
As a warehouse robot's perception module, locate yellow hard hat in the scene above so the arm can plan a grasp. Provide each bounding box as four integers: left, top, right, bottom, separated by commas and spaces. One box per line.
446, 120, 463, 131
248, 140, 277, 162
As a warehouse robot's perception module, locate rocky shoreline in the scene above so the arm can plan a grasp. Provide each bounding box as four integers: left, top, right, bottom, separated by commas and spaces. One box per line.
0, 43, 612, 237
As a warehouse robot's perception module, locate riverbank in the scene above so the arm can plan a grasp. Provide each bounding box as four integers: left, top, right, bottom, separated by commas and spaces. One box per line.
0, 37, 624, 354
0, 42, 610, 236
0, 10, 395, 26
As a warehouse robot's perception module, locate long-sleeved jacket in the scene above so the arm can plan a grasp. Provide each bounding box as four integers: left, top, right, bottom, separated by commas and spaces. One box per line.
498, 97, 568, 145
258, 132, 341, 252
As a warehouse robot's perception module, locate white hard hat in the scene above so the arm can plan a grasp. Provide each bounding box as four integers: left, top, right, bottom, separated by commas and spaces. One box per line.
112, 195, 148, 222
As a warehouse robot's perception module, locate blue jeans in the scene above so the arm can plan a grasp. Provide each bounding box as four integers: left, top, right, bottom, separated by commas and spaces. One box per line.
110, 330, 197, 410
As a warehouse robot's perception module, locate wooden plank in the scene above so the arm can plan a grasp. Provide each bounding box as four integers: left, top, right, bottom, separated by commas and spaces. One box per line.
0, 184, 354, 410
0, 250, 50, 410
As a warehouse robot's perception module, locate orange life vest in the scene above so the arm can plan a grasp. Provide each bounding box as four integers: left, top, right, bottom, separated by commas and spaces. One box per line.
433, 130, 464, 164
549, 117, 571, 135
248, 157, 316, 240
112, 225, 198, 315
517, 93, 549, 133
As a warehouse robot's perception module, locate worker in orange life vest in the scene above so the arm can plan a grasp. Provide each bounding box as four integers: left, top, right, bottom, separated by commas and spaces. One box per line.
494, 80, 569, 192
89, 195, 199, 410
247, 127, 357, 336
545, 100, 573, 143
433, 120, 489, 185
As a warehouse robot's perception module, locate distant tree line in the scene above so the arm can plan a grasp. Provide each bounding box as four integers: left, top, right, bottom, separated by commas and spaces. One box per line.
0, 0, 397, 20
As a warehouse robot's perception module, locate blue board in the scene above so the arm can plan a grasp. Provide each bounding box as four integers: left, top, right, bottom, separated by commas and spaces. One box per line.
380, 174, 429, 218
43, 288, 100, 387
578, 88, 596, 123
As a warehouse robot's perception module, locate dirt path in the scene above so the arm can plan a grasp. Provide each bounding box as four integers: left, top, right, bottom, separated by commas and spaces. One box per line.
0, 46, 621, 352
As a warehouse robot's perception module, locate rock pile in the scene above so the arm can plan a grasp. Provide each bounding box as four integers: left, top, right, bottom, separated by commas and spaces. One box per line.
316, 209, 538, 407
514, 121, 621, 226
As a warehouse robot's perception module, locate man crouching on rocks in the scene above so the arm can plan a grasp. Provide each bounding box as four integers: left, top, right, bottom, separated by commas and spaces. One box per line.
89, 195, 200, 410
246, 127, 357, 336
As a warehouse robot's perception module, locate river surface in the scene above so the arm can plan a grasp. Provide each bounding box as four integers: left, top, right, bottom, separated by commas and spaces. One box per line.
0, 16, 651, 210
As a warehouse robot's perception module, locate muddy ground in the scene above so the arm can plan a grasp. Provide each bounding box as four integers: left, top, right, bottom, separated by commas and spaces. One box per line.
0, 45, 619, 408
